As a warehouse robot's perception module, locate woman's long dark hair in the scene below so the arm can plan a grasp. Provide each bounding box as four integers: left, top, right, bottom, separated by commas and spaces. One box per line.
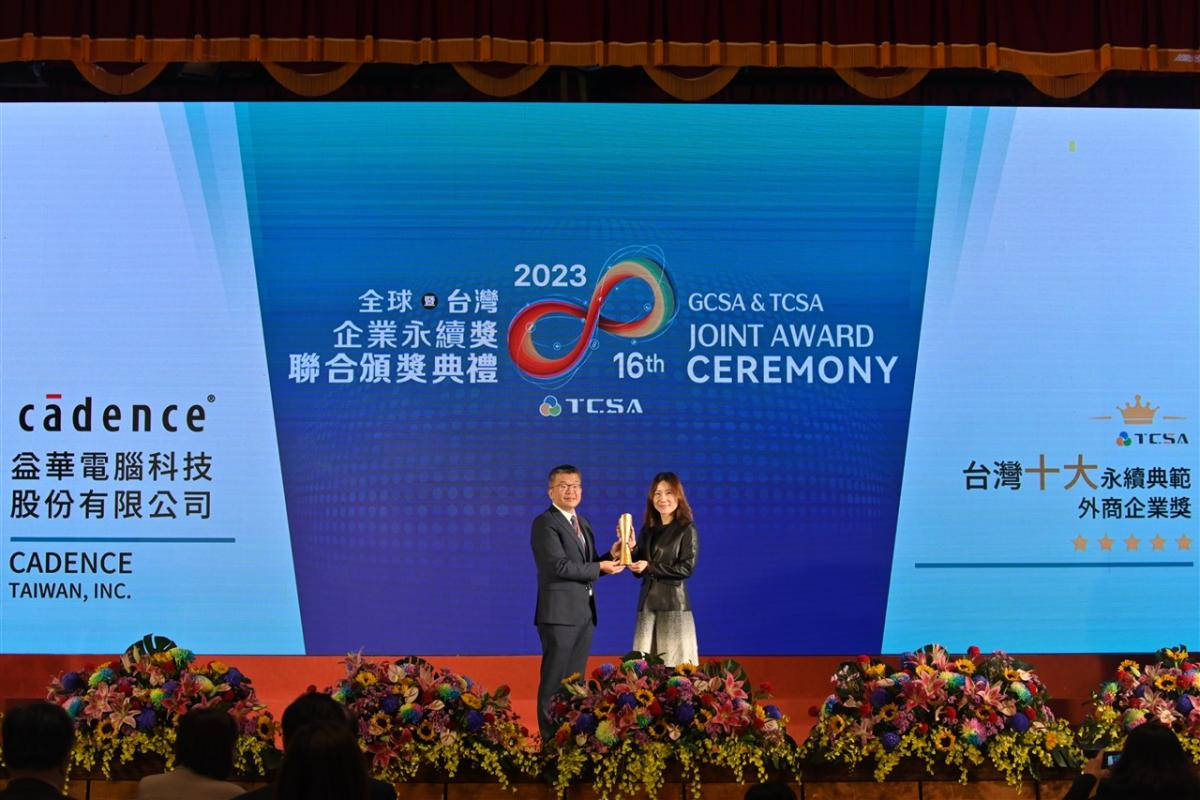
642, 472, 694, 530
1106, 721, 1200, 799
273, 720, 369, 800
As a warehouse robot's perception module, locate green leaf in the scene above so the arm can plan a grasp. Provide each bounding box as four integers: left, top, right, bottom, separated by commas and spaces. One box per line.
124, 633, 177, 658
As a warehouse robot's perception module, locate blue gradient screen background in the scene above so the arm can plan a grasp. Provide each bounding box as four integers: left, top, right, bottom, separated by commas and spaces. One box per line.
0, 103, 1196, 655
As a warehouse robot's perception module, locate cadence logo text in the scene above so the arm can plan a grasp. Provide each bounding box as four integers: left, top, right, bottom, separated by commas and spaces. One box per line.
18, 394, 208, 433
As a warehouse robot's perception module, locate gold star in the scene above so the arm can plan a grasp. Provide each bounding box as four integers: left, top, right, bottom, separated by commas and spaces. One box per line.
1072, 534, 1088, 552
1098, 535, 1115, 552
1178, 534, 1193, 551
1124, 534, 1141, 551
1150, 535, 1166, 551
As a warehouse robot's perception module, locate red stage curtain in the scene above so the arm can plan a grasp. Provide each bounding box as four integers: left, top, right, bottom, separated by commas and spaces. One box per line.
1, 3, 1198, 101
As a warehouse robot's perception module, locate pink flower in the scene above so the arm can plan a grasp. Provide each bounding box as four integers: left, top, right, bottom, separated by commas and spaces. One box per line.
964, 681, 1016, 717
82, 683, 114, 719
904, 673, 947, 711
108, 696, 138, 733
722, 673, 749, 703
709, 699, 745, 735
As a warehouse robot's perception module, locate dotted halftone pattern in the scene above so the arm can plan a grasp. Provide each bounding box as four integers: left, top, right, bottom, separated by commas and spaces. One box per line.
273, 247, 915, 656
242, 103, 941, 656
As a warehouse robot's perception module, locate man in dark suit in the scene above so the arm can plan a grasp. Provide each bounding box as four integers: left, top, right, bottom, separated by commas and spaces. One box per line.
0, 701, 74, 799
531, 464, 624, 741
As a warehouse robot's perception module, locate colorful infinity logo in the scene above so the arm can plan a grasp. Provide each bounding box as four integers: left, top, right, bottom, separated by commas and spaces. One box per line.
508, 250, 676, 386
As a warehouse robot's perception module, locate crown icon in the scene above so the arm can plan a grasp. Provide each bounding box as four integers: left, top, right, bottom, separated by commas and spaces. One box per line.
1117, 394, 1158, 425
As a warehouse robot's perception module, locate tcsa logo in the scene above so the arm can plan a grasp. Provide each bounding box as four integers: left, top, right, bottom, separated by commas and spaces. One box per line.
1116, 430, 1190, 446
1106, 395, 1189, 446
538, 396, 643, 415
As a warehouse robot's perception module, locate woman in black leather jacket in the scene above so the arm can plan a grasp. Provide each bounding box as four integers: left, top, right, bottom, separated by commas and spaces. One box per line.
627, 471, 699, 666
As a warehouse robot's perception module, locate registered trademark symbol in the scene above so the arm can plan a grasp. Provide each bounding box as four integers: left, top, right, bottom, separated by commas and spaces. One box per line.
207, 395, 216, 403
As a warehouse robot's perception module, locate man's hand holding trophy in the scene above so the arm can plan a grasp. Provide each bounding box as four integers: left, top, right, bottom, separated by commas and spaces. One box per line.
614, 513, 649, 574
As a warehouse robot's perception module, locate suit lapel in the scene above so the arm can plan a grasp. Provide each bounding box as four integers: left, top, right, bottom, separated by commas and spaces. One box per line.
551, 507, 588, 559
580, 516, 594, 560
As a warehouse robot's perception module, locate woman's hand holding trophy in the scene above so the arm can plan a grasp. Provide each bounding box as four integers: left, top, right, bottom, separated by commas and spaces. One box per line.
615, 513, 649, 574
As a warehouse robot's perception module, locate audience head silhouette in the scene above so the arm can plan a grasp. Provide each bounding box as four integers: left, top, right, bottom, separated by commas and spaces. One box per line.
175, 707, 238, 780
0, 701, 75, 792
280, 690, 357, 746
1104, 720, 1200, 799
272, 719, 369, 800
743, 781, 797, 800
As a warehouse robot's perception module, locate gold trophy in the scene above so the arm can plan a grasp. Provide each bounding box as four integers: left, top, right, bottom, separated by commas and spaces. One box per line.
617, 513, 635, 565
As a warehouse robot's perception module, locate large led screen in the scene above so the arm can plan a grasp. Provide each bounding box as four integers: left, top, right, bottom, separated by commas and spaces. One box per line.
1, 103, 1196, 654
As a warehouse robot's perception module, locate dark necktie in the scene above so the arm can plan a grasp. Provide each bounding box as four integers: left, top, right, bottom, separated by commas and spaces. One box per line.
571, 514, 586, 555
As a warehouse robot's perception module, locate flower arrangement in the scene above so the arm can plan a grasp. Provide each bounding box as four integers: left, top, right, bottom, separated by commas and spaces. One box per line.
800, 644, 1080, 784
45, 646, 278, 778
545, 654, 799, 799
1081, 644, 1200, 762
329, 653, 540, 786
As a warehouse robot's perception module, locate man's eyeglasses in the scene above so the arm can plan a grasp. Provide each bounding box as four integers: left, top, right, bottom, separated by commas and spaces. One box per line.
553, 483, 582, 491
